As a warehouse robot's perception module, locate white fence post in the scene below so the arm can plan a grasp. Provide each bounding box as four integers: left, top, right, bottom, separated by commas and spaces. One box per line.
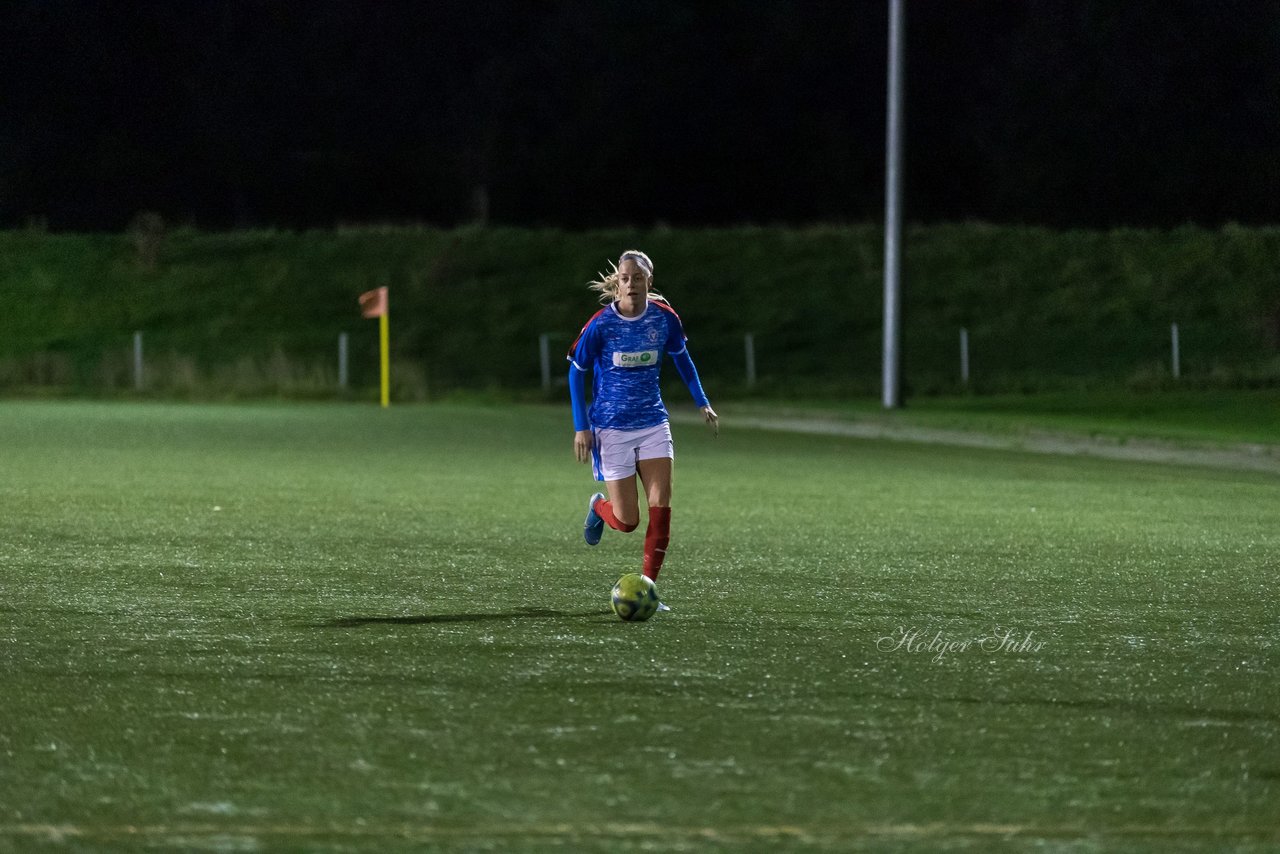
539, 333, 552, 391
744, 333, 757, 388
1171, 322, 1180, 379
132, 331, 144, 391
338, 332, 349, 389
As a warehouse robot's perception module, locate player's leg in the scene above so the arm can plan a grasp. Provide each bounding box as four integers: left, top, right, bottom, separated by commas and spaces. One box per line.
585, 476, 638, 542
584, 428, 640, 541
637, 457, 672, 507
601, 475, 641, 530
637, 457, 672, 581
636, 423, 675, 581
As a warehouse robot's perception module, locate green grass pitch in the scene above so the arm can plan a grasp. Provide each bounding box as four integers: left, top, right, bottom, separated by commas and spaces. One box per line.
1, 401, 1276, 852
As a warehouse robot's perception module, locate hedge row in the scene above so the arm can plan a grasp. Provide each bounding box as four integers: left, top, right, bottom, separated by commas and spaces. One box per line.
1, 224, 1276, 398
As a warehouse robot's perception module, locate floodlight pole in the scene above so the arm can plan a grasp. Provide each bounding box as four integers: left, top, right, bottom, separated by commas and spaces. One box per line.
882, 0, 905, 409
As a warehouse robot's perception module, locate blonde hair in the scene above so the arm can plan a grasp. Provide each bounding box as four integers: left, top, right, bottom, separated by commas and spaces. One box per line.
588, 249, 666, 305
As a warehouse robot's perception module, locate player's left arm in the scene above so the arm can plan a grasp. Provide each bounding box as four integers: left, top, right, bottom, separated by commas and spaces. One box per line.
669, 348, 718, 435
665, 310, 718, 436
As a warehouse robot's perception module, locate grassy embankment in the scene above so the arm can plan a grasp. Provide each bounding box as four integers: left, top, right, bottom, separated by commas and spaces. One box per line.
1, 224, 1277, 399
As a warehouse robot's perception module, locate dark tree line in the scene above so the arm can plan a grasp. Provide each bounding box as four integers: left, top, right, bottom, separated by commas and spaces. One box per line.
2, 0, 1278, 231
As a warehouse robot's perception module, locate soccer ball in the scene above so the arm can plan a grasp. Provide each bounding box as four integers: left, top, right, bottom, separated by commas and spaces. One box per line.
611, 573, 659, 622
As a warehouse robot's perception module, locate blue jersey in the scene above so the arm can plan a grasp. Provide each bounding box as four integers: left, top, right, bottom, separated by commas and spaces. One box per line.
568, 300, 697, 430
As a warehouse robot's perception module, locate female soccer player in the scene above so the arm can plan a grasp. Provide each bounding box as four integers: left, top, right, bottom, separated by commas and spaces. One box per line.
567, 250, 718, 596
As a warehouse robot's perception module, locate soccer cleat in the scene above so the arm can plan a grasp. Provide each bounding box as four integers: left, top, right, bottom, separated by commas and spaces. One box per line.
584, 492, 605, 546
657, 602, 672, 612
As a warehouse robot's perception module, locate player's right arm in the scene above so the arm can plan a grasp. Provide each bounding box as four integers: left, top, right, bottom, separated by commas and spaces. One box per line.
568, 362, 593, 462
573, 429, 593, 463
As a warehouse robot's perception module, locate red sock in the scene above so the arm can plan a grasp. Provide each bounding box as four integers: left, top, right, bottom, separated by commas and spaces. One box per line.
594, 497, 637, 533
643, 506, 671, 581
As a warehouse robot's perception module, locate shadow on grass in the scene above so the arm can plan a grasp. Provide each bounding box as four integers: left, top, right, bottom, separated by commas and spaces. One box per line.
313, 607, 611, 628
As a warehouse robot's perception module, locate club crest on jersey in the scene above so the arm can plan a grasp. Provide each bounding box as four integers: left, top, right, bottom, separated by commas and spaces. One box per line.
613, 350, 659, 368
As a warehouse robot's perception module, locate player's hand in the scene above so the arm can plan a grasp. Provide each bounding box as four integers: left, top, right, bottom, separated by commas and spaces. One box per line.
701, 405, 719, 437
574, 430, 594, 464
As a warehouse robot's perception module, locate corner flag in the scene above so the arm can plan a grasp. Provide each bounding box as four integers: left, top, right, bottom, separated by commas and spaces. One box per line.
359, 286, 388, 318
358, 287, 390, 407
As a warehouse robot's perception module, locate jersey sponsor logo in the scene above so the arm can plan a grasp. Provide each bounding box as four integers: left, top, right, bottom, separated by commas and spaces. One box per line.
613, 350, 659, 368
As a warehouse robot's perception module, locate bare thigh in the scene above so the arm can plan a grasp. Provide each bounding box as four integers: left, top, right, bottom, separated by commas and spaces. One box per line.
603, 451, 673, 529
637, 456, 672, 508
604, 475, 640, 529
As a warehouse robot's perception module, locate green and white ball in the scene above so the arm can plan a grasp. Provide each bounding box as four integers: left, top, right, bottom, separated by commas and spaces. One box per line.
611, 573, 659, 622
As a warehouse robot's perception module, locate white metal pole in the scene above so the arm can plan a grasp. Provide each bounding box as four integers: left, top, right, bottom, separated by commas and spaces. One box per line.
960, 327, 969, 385
882, 0, 905, 409
132, 331, 144, 391
1171, 322, 1180, 379
744, 332, 757, 388
539, 333, 552, 392
338, 332, 349, 389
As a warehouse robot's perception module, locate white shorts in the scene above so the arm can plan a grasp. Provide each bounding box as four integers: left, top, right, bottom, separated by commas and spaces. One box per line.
591, 422, 674, 482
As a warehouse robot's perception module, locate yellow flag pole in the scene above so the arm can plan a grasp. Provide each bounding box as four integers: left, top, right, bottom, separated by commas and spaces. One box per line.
358, 285, 391, 407
379, 310, 390, 408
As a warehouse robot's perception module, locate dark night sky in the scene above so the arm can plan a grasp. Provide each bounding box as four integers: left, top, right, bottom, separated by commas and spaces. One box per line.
3, 0, 1279, 231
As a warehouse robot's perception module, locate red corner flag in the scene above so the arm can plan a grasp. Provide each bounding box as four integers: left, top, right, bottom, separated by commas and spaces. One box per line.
359, 286, 388, 318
